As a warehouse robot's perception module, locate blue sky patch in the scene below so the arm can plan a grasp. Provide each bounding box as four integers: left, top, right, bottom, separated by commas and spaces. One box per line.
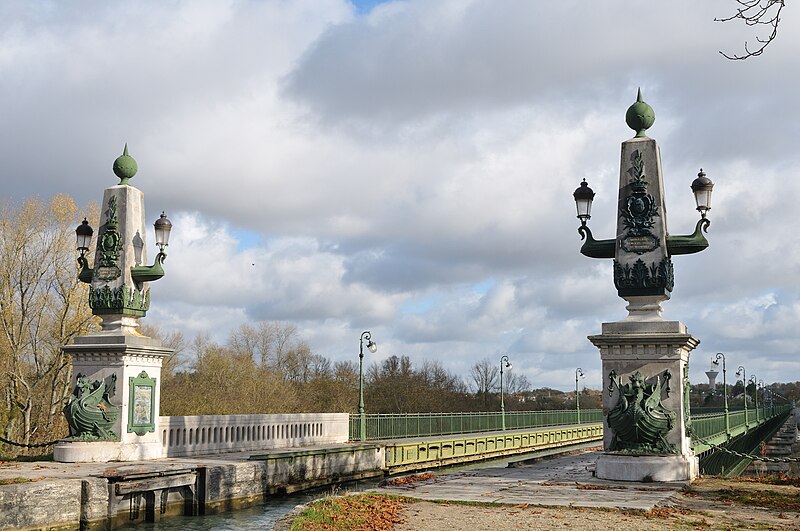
351, 0, 391, 14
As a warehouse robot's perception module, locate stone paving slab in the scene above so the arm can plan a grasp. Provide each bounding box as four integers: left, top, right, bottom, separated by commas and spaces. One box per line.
373, 451, 685, 511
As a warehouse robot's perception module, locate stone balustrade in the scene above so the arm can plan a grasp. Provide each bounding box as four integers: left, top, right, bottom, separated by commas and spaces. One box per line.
160, 413, 349, 457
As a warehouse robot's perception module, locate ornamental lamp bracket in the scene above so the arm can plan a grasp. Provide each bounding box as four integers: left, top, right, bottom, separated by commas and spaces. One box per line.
130, 212, 172, 285
75, 218, 94, 284
574, 90, 714, 305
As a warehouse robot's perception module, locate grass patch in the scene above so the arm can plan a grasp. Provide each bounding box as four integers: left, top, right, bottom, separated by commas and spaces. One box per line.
291, 493, 407, 531
0, 477, 33, 485
739, 472, 800, 487
0, 453, 54, 463
712, 488, 800, 512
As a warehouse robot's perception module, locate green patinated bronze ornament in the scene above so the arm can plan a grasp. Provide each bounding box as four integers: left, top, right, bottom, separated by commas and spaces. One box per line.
625, 88, 655, 138
96, 196, 123, 281
130, 252, 166, 284
63, 373, 120, 440
683, 363, 693, 437
667, 218, 710, 255
113, 144, 138, 186
89, 284, 150, 316
607, 370, 677, 454
77, 255, 94, 284
614, 257, 674, 296
577, 226, 615, 259
619, 150, 660, 253
128, 371, 156, 436
582, 216, 710, 260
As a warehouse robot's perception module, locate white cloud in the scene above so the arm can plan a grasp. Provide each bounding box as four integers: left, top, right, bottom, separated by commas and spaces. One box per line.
3, 0, 800, 389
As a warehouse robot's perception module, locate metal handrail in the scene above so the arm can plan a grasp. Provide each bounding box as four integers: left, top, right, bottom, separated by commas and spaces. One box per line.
348, 403, 792, 443
690, 404, 792, 443
348, 409, 603, 441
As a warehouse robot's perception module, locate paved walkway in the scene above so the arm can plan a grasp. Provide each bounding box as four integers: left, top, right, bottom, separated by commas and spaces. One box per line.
374, 451, 686, 511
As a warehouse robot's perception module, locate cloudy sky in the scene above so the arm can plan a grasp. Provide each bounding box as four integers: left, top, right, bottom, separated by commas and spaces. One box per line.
2, 0, 799, 391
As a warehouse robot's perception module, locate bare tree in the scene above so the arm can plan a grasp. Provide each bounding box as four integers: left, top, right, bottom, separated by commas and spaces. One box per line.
139, 323, 187, 379
505, 372, 530, 395
470, 358, 498, 409
228, 321, 280, 367
717, 0, 785, 60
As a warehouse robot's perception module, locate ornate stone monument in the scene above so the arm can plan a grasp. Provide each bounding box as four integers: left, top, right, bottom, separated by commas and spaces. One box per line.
54, 147, 174, 463
573, 91, 714, 481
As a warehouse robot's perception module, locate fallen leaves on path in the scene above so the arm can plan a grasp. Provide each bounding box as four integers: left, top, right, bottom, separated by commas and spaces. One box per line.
385, 473, 436, 486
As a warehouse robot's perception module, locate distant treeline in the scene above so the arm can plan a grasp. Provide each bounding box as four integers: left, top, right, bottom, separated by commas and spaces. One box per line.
157, 321, 604, 416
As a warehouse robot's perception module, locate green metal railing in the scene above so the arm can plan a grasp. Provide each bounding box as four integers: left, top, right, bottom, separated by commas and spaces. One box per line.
348, 404, 791, 446
691, 404, 791, 453
349, 409, 603, 441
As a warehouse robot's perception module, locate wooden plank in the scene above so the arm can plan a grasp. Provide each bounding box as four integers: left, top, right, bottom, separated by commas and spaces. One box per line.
114, 473, 196, 495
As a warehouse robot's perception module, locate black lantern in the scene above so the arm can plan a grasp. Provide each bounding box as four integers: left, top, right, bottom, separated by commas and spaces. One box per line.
573, 179, 595, 226
75, 218, 93, 256
691, 169, 714, 219
154, 212, 172, 253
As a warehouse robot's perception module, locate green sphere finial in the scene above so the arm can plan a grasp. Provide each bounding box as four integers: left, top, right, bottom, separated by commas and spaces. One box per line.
113, 143, 138, 185
625, 88, 655, 138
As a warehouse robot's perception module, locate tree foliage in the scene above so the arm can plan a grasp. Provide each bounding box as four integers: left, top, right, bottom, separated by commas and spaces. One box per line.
0, 195, 97, 450
160, 322, 354, 415
365, 355, 467, 413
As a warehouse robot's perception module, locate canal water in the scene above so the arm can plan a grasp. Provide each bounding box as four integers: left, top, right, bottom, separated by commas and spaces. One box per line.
118, 478, 381, 530
119, 455, 523, 530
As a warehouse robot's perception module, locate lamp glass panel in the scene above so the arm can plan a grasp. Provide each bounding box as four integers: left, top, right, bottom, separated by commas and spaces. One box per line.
155, 225, 171, 246
77, 233, 91, 250
575, 198, 592, 218
694, 189, 712, 210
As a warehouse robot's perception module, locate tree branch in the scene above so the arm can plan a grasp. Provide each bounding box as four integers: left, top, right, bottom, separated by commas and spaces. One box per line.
716, 0, 785, 60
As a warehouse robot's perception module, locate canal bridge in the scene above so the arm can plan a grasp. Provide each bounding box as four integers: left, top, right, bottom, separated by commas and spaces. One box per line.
158, 404, 793, 476
348, 405, 794, 474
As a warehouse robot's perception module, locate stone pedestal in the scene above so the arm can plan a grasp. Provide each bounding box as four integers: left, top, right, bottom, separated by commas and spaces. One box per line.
54, 333, 172, 463
589, 320, 699, 481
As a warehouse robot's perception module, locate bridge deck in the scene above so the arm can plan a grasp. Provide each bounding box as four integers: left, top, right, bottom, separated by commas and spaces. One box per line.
379, 422, 604, 473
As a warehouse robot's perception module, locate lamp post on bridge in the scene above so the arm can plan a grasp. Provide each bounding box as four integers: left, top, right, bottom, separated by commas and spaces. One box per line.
735, 365, 747, 430
575, 368, 585, 424
499, 355, 511, 431
759, 380, 766, 419
358, 331, 377, 442
712, 353, 730, 440
769, 384, 775, 415
577, 90, 715, 482
750, 375, 759, 423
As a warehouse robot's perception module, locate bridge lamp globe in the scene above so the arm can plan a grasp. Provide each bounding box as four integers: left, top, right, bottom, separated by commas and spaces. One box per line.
691, 169, 714, 219
573, 179, 595, 226
367, 340, 377, 353
154, 212, 173, 253
75, 218, 93, 256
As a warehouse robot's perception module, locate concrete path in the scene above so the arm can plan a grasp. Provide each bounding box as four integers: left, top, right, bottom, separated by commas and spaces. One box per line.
374, 451, 685, 511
